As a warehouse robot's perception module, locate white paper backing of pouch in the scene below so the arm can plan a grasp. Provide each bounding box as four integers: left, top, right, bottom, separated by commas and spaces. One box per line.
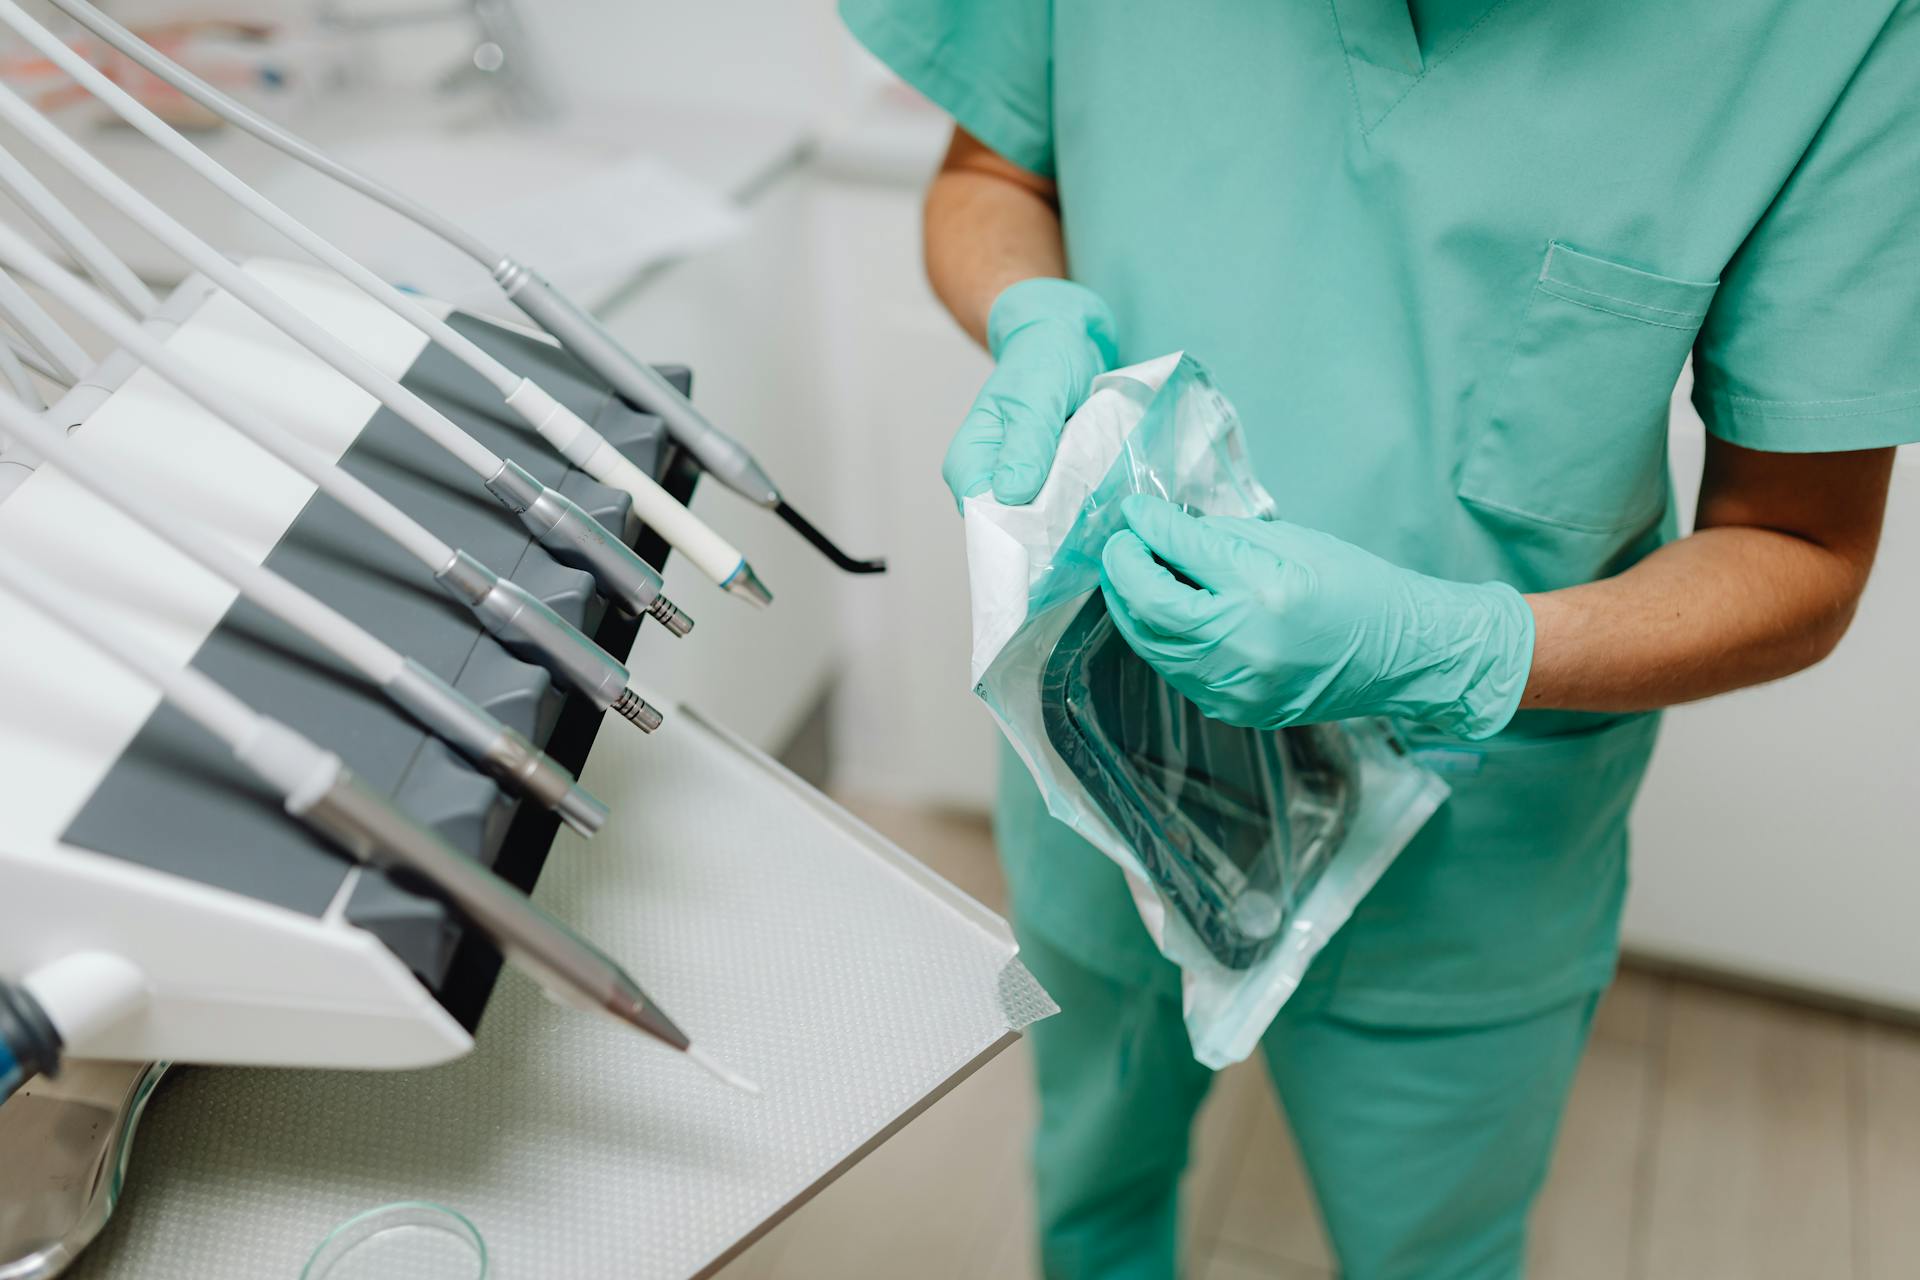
957, 352, 1449, 1067
961, 354, 1183, 1002
963, 352, 1183, 687
960, 352, 1209, 1047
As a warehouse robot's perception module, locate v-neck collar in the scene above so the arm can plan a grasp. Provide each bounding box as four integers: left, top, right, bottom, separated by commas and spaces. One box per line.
1330, 0, 1507, 135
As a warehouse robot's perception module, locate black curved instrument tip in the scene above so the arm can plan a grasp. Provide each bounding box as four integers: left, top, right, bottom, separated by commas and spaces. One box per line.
776, 501, 887, 574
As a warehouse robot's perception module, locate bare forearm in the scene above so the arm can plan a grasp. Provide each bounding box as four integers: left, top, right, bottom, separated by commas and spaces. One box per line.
1521, 443, 1893, 712
1524, 526, 1865, 710
924, 128, 1066, 347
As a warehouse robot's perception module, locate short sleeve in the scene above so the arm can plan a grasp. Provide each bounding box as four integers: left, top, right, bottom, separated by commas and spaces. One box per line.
1691, 0, 1920, 452
840, 0, 1054, 178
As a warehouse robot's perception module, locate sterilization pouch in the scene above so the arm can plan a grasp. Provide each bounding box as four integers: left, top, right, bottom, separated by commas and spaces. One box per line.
965, 353, 1449, 1068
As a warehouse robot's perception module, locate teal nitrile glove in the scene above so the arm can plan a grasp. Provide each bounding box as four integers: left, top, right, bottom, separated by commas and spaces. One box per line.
1099, 495, 1536, 740
943, 278, 1119, 508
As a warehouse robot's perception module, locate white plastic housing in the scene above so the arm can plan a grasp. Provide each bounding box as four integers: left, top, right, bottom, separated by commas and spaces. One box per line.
0, 265, 474, 1069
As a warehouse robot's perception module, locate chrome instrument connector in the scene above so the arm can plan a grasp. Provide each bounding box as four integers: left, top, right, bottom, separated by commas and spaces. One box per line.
434, 550, 629, 713
485, 459, 693, 635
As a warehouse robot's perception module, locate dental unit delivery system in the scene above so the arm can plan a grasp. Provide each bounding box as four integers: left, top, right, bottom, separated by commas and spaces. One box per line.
0, 220, 665, 733
0, 557, 759, 1096
0, 396, 608, 836
0, 0, 766, 606
42, 0, 887, 579
0, 81, 698, 637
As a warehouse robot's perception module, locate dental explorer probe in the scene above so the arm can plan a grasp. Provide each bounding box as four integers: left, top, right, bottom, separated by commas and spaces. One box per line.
0, 396, 608, 834
0, 1, 763, 606
0, 95, 693, 636
0, 561, 757, 1095
0, 221, 664, 732
42, 0, 885, 579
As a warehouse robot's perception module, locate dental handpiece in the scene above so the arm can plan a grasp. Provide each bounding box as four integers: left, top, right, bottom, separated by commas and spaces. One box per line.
0, 0, 760, 607
0, 79, 693, 635
0, 560, 754, 1092
0, 221, 664, 732
43, 0, 886, 580
493, 266, 888, 579
0, 396, 607, 834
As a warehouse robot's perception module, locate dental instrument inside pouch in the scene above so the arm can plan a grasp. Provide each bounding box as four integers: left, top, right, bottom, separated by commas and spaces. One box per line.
1041, 592, 1360, 970
968, 352, 1449, 1066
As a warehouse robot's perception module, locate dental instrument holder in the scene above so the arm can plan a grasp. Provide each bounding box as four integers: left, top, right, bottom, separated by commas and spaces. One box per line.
72, 359, 691, 1025
0, 270, 697, 1274
2, 271, 694, 1026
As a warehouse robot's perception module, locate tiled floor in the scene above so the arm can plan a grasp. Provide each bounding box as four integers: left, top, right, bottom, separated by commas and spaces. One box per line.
716, 801, 1919, 1280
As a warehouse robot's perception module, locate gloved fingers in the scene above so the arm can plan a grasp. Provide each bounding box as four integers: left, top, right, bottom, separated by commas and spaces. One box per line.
989, 416, 1059, 504
988, 354, 1080, 504
1206, 515, 1328, 562
942, 398, 1010, 510
1188, 514, 1340, 608
1100, 528, 1218, 636
1117, 494, 1247, 590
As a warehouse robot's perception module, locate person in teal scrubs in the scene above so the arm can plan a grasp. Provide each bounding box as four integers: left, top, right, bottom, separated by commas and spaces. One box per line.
841, 2, 1920, 1275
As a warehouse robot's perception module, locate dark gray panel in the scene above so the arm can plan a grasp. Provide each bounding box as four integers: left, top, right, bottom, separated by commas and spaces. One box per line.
60, 313, 678, 982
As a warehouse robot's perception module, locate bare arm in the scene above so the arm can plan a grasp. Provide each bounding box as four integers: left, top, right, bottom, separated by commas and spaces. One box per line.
924, 126, 1065, 347
1524, 438, 1895, 711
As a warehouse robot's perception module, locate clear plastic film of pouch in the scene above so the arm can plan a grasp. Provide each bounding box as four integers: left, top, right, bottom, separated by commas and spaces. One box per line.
964, 353, 1450, 1068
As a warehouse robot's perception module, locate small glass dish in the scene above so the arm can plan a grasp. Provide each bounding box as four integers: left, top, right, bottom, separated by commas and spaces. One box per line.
301, 1200, 487, 1280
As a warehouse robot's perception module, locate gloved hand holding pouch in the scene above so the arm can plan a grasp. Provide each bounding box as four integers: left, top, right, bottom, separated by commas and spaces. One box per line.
965, 353, 1449, 1068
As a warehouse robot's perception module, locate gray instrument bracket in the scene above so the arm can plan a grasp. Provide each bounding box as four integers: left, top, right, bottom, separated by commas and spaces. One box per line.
57, 311, 696, 1031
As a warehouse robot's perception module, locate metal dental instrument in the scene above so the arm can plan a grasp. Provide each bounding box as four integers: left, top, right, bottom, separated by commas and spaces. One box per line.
0, 395, 608, 834
43, 0, 886, 581
0, 264, 86, 382
0, 89, 694, 638
0, 139, 153, 317
0, 221, 664, 732
0, 0, 762, 606
481, 270, 886, 585
0, 560, 755, 1093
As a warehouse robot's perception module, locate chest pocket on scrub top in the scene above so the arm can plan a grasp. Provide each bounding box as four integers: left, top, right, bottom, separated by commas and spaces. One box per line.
1458, 241, 1719, 545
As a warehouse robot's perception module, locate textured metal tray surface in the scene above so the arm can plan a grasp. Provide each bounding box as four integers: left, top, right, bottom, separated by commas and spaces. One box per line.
63, 709, 1052, 1280
57, 310, 693, 1019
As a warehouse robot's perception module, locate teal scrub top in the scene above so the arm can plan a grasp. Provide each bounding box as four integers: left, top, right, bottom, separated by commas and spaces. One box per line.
844, 0, 1920, 1024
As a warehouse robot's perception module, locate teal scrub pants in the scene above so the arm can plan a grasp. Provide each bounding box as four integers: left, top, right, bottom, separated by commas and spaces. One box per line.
1019, 928, 1600, 1280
